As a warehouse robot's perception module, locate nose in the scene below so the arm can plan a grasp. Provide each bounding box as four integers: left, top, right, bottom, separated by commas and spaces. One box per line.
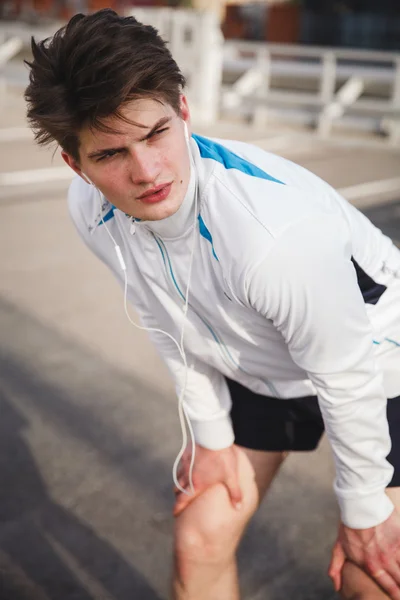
128, 144, 161, 186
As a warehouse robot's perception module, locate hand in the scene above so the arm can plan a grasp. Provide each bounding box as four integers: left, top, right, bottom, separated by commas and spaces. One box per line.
173, 443, 242, 517
329, 509, 400, 599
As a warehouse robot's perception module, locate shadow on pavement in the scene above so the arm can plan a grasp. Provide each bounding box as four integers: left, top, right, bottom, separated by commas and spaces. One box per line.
0, 295, 338, 599
0, 295, 176, 599
0, 391, 165, 600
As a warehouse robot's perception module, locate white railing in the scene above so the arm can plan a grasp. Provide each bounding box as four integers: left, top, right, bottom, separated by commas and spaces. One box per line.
2, 12, 400, 144
223, 41, 400, 143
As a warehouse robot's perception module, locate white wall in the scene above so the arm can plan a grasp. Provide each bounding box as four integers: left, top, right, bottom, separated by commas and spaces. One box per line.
125, 7, 224, 125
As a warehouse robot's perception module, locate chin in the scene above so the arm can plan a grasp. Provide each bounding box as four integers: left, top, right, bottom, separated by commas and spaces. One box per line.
141, 195, 183, 222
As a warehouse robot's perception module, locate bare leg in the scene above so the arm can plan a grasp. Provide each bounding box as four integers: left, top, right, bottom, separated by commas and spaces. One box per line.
339, 487, 400, 600
172, 446, 287, 600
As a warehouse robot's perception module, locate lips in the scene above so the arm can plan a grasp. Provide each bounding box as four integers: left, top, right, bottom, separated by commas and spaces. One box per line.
137, 182, 172, 204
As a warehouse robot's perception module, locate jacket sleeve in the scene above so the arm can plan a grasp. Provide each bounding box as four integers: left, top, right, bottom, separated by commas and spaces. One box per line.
246, 213, 394, 529
129, 293, 235, 451
67, 179, 235, 451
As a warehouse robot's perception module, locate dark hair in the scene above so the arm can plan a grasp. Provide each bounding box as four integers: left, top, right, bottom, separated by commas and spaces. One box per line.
24, 9, 186, 162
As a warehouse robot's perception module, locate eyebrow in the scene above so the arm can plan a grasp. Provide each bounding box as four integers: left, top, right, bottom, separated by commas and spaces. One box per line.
86, 116, 173, 160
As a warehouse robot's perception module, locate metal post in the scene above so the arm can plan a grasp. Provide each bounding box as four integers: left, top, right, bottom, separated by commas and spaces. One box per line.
320, 51, 337, 105
384, 58, 400, 147
392, 57, 400, 110
318, 76, 364, 138
252, 46, 271, 129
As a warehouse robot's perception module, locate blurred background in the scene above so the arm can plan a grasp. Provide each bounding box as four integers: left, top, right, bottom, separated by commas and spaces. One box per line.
0, 2, 399, 599
1, 0, 400, 50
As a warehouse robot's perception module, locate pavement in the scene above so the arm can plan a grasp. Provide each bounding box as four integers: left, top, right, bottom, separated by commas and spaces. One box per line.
0, 82, 400, 600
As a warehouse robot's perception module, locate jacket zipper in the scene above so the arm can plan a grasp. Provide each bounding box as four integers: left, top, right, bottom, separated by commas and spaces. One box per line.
153, 232, 280, 397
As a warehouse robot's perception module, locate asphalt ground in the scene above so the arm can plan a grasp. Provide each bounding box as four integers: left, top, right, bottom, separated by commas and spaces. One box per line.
0, 85, 399, 600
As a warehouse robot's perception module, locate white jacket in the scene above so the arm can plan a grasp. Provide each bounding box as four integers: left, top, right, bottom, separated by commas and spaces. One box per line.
69, 134, 400, 529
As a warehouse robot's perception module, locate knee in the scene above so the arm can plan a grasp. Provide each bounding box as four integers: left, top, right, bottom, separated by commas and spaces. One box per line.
174, 481, 258, 566
339, 561, 388, 600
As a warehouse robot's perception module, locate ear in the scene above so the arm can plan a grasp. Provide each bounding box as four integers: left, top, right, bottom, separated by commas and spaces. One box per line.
61, 151, 91, 184
179, 95, 191, 135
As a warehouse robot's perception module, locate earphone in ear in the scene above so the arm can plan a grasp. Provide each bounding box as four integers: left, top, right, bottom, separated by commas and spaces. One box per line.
183, 120, 190, 143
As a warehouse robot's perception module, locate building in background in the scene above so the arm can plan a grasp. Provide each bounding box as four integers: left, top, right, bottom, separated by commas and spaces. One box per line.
220, 0, 400, 51
301, 0, 400, 51
1, 0, 399, 51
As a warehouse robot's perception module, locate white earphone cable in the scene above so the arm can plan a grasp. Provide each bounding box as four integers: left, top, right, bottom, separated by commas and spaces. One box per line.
91, 125, 197, 497
172, 178, 198, 496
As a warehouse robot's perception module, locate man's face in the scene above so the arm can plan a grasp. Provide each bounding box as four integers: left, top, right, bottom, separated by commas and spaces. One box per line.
63, 96, 191, 221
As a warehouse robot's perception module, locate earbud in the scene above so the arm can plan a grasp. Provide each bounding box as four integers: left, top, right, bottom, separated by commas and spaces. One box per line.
183, 121, 190, 143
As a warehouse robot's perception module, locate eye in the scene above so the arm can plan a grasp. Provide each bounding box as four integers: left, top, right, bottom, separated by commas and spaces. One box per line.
96, 149, 121, 162
151, 127, 169, 138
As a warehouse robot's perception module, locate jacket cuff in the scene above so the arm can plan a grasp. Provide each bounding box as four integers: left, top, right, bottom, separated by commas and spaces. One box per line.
190, 416, 235, 450
337, 489, 395, 529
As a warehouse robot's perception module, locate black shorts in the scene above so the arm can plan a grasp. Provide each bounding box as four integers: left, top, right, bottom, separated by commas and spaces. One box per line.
227, 378, 400, 488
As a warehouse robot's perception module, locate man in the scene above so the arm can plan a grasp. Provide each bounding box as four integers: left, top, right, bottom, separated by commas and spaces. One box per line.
25, 9, 400, 600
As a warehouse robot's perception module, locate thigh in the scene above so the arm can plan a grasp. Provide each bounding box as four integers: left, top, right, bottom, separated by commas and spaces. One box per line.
238, 445, 288, 507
